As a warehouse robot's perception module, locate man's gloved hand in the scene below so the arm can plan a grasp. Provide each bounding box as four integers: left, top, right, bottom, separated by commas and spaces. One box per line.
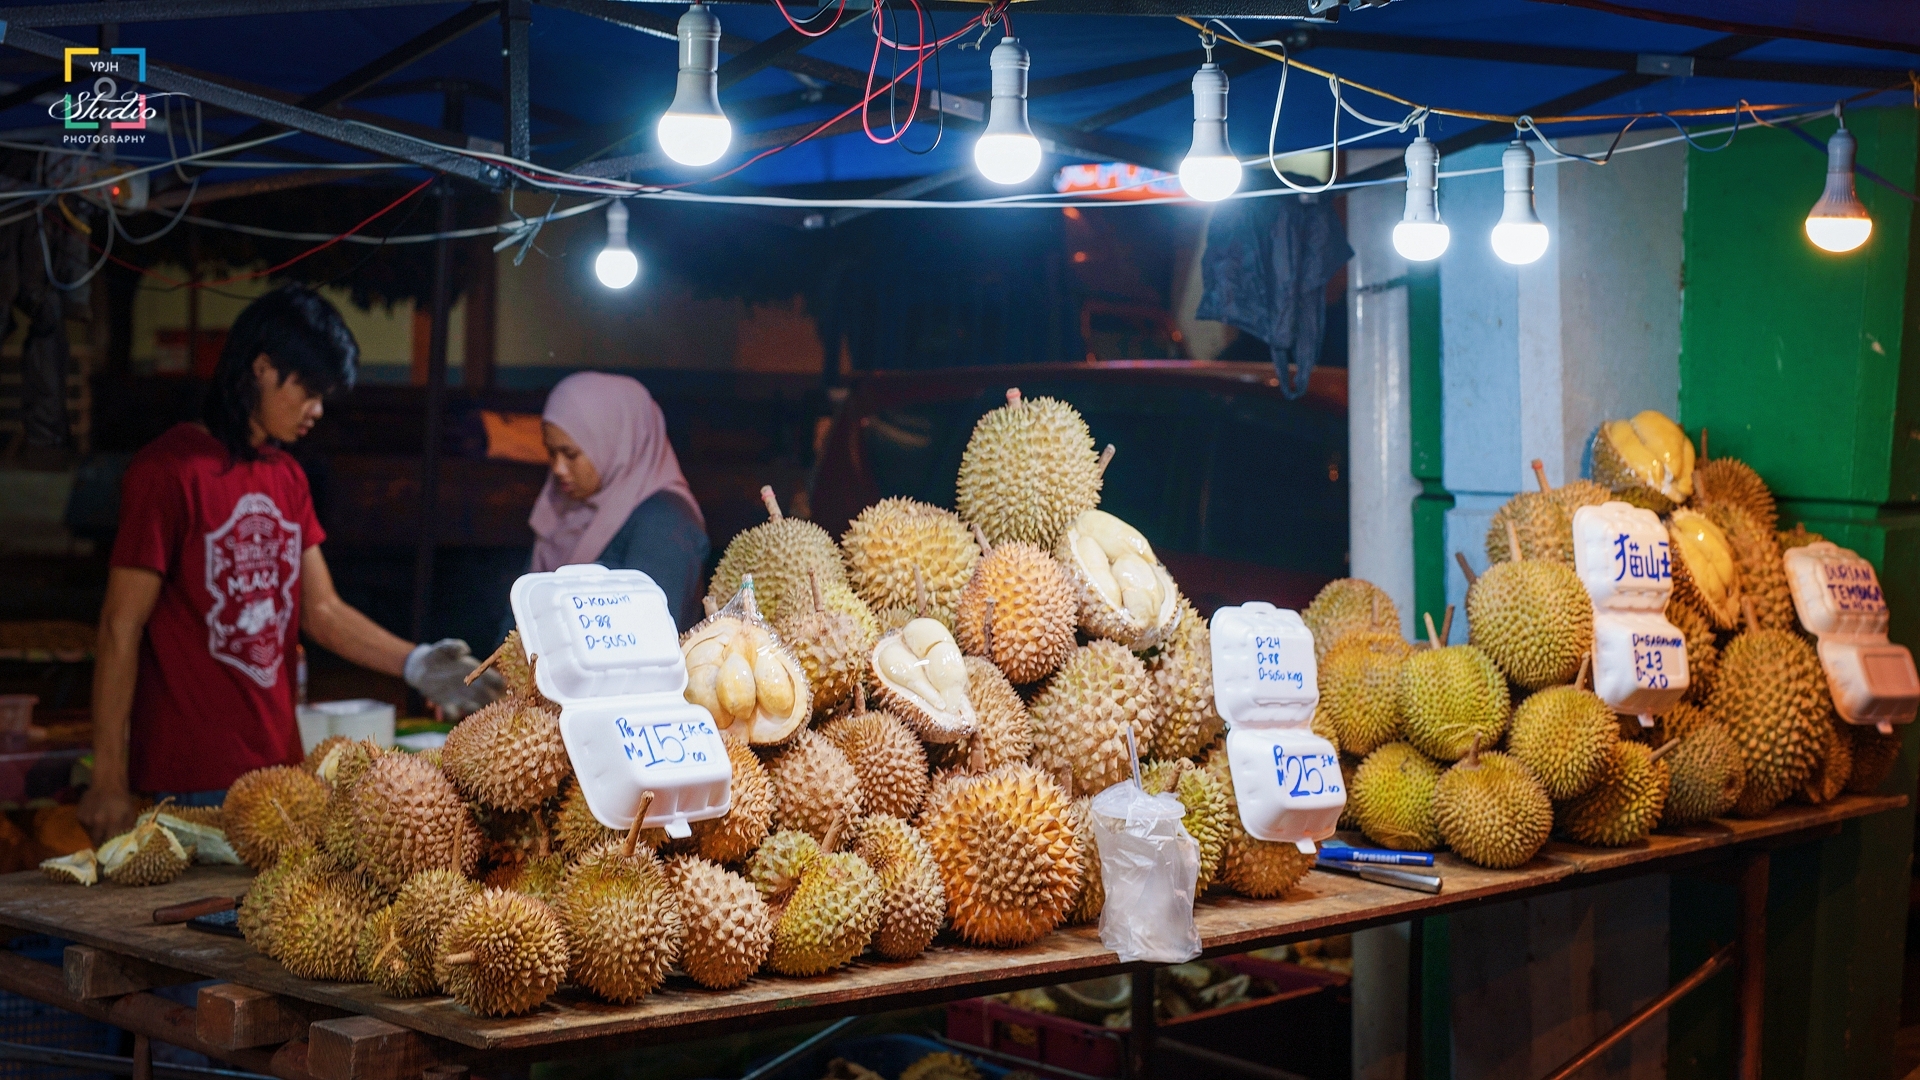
405, 638, 503, 721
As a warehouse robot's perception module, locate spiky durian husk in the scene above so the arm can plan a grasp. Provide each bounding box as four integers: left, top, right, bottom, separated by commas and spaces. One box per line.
931, 656, 1033, 773
225, 766, 328, 870
821, 709, 928, 820
746, 829, 821, 902
1694, 458, 1778, 533
487, 853, 569, 904
1029, 641, 1160, 797
1064, 796, 1103, 924
1777, 523, 1826, 551
318, 739, 383, 866
277, 872, 380, 981
876, 604, 957, 635
765, 731, 863, 848
1139, 759, 1230, 893
955, 391, 1104, 549
1666, 598, 1719, 705
1198, 746, 1315, 898
553, 778, 621, 857
557, 844, 682, 1004
1433, 751, 1553, 869
709, 505, 849, 620
1712, 629, 1830, 816
773, 577, 882, 651
302, 736, 351, 778
767, 851, 883, 975
1348, 743, 1442, 851
437, 889, 569, 1016
1486, 492, 1572, 566
855, 815, 946, 960
1659, 719, 1746, 826
841, 498, 981, 613
1466, 560, 1594, 691
393, 868, 482, 961
1845, 724, 1903, 794
1396, 645, 1511, 763
1556, 742, 1670, 847
238, 844, 325, 954
1505, 686, 1618, 802
1317, 630, 1412, 759
352, 753, 479, 892
955, 542, 1078, 686
692, 741, 774, 864
923, 764, 1080, 946
1301, 579, 1400, 662
100, 820, 193, 886
357, 905, 437, 998
442, 699, 569, 812
1705, 504, 1796, 633
1148, 597, 1226, 760
1550, 480, 1613, 519
664, 855, 771, 989
777, 599, 875, 719
493, 630, 541, 702
1670, 511, 1742, 630
1798, 715, 1854, 805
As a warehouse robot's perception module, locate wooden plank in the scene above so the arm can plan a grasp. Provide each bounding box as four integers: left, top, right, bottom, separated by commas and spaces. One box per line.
64, 944, 202, 1000
199, 983, 344, 1050
307, 1016, 450, 1080
0, 795, 1898, 1055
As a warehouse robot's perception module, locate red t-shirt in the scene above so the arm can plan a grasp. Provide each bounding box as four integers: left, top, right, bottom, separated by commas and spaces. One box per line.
110, 424, 324, 792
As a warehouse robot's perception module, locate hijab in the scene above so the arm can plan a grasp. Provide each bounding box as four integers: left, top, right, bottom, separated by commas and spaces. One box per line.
529, 372, 702, 572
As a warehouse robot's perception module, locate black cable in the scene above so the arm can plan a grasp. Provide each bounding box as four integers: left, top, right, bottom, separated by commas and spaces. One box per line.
902, 4, 944, 154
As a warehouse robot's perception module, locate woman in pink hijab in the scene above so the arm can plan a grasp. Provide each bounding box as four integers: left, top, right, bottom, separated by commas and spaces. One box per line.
528, 372, 708, 629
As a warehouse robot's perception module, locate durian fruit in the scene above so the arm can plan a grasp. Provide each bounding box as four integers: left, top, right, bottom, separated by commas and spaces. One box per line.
394, 868, 482, 963
1029, 641, 1160, 797
855, 815, 946, 960
1778, 523, 1826, 551
1053, 509, 1180, 650
1667, 598, 1719, 705
955, 534, 1077, 686
934, 656, 1033, 773
317, 739, 384, 866
492, 629, 541, 701
555, 778, 620, 857
1712, 627, 1830, 816
682, 590, 812, 747
442, 698, 568, 812
776, 572, 877, 719
872, 618, 977, 743
1318, 631, 1412, 758
473, 805, 547, 874
1659, 715, 1745, 826
764, 730, 863, 848
1693, 456, 1777, 534
842, 498, 980, 614
1348, 743, 1442, 851
1557, 742, 1670, 847
1591, 411, 1695, 513
1064, 796, 1103, 924
1505, 686, 1619, 801
277, 871, 380, 981
1486, 491, 1571, 567
922, 764, 1081, 946
691, 741, 774, 864
777, 576, 883, 649
1397, 644, 1511, 763
557, 844, 682, 1003
237, 844, 323, 953
1147, 597, 1224, 760
1139, 759, 1232, 892
746, 829, 822, 902
1302, 579, 1400, 662
98, 812, 194, 886
707, 486, 848, 618
1337, 757, 1361, 831
352, 752, 478, 892
1433, 745, 1553, 869
1467, 523, 1594, 691
1705, 503, 1796, 632
437, 888, 569, 1017
224, 766, 328, 869
1198, 746, 1317, 898
821, 695, 929, 820
1312, 706, 1342, 756
489, 853, 570, 903
1669, 510, 1742, 630
1550, 479, 1615, 522
955, 388, 1105, 548
900, 1053, 982, 1080
1845, 725, 1902, 794
40, 849, 97, 886
358, 905, 436, 998
1799, 716, 1854, 805
767, 845, 883, 975
664, 855, 771, 989
877, 603, 956, 635
303, 735, 351, 778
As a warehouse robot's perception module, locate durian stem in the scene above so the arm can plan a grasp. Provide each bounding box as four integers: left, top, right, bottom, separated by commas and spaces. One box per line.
1741, 597, 1758, 633
1465, 734, 1481, 768
1699, 427, 1709, 463
914, 565, 928, 619
704, 596, 719, 618
1422, 612, 1441, 648
982, 598, 997, 661
855, 682, 867, 716
1650, 737, 1681, 763
1531, 458, 1552, 493
1097, 444, 1116, 477
1505, 519, 1524, 564
441, 952, 477, 967
740, 575, 761, 619
1006, 387, 1023, 407
1455, 551, 1479, 587
1439, 604, 1455, 646
971, 523, 993, 557
809, 570, 823, 614
823, 811, 847, 853
760, 485, 784, 522
465, 641, 506, 687
1576, 653, 1591, 691
623, 790, 657, 859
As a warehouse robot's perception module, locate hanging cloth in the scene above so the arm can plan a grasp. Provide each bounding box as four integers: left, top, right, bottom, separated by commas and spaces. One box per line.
1195, 193, 1352, 399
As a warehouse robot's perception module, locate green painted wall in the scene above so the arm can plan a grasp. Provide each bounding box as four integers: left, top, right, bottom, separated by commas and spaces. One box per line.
1407, 261, 1454, 643
1675, 105, 1920, 1080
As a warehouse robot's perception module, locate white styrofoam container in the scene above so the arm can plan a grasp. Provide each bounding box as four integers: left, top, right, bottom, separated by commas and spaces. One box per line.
512, 564, 731, 838
295, 699, 396, 753
1571, 502, 1688, 718
1590, 614, 1689, 718
1209, 602, 1342, 850
1786, 542, 1918, 731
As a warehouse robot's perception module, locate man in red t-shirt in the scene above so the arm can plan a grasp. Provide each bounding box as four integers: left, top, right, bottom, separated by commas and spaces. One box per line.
79, 286, 499, 841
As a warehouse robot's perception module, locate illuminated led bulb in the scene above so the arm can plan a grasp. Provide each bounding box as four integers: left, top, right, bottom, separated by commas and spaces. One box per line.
657, 3, 731, 167
1489, 139, 1548, 265
1805, 121, 1872, 253
1391, 135, 1448, 261
974, 37, 1041, 185
1178, 62, 1240, 203
594, 201, 640, 289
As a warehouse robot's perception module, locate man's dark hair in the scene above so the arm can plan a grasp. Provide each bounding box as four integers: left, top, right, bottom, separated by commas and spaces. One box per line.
203, 284, 358, 461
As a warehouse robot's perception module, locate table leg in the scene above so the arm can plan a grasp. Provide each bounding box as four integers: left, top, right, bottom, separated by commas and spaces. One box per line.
1735, 851, 1769, 1080
1406, 919, 1425, 1080
131, 1034, 151, 1080
1129, 967, 1156, 1079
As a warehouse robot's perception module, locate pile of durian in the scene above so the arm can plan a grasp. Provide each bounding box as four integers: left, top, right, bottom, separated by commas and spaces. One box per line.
1333, 411, 1899, 869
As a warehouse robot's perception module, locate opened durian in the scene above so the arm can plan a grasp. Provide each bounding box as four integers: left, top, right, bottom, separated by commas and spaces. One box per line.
932, 656, 1033, 773
871, 617, 976, 743
40, 849, 97, 886
955, 532, 1077, 687
1467, 524, 1594, 690
856, 815, 946, 960
665, 855, 771, 989
1433, 745, 1553, 869
1148, 596, 1225, 760
442, 698, 568, 812
1505, 686, 1618, 801
1668, 510, 1741, 630
765, 730, 863, 848
1349, 743, 1442, 851
318, 739, 383, 867
682, 583, 811, 746
437, 888, 569, 1016
556, 843, 682, 1004
775, 572, 876, 719
1302, 579, 1401, 662
923, 764, 1081, 946
842, 498, 980, 614
821, 692, 929, 820
98, 809, 195, 886
1557, 741, 1670, 847
1030, 641, 1160, 797
691, 740, 773, 864
1712, 625, 1830, 816
1398, 643, 1510, 763
955, 388, 1106, 548
303, 735, 350, 778
352, 752, 478, 891
1054, 509, 1180, 649
1591, 410, 1694, 513
707, 486, 848, 618
224, 765, 328, 869
1318, 631, 1412, 758
1705, 503, 1796, 632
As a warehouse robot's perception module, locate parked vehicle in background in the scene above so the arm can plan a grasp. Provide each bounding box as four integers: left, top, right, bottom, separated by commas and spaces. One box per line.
811, 361, 1349, 617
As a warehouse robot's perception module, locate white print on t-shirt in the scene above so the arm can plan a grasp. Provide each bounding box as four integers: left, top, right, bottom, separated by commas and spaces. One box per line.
204, 492, 302, 688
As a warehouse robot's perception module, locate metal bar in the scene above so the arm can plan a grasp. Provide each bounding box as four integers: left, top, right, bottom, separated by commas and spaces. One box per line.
0, 71, 56, 112
1127, 967, 1155, 1080
501, 0, 530, 159
1735, 852, 1769, 1080
410, 177, 455, 643
0, 1038, 275, 1080
1406, 918, 1425, 1080
1539, 942, 1737, 1080
1157, 1038, 1312, 1080
1531, 0, 1920, 58
0, 0, 452, 27
1029, 50, 1196, 99
716, 23, 831, 93
736, 1016, 858, 1080
0, 24, 500, 183
146, 167, 382, 210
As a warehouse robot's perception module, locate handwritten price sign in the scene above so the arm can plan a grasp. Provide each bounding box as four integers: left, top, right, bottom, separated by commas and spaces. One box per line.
613, 716, 720, 770
1270, 747, 1342, 799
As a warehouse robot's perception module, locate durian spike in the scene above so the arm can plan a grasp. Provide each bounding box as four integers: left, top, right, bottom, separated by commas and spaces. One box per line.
1423, 612, 1441, 648
914, 565, 928, 620
465, 641, 506, 686
623, 790, 657, 859
1439, 604, 1455, 646
1455, 551, 1479, 587
1505, 519, 1524, 564
1576, 653, 1591, 691
704, 596, 719, 618
1650, 737, 1682, 763
760, 485, 784, 522
1531, 459, 1552, 493
1097, 444, 1116, 477
971, 523, 993, 557
442, 952, 477, 966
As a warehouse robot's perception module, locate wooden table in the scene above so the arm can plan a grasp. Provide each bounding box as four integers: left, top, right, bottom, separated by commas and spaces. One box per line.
0, 794, 1902, 1080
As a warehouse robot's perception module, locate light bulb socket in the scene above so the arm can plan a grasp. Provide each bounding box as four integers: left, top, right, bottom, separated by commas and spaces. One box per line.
984, 37, 1032, 138
1810, 124, 1869, 220
605, 200, 630, 248
1499, 139, 1542, 228
1187, 62, 1232, 159
1401, 135, 1440, 225
669, 3, 724, 119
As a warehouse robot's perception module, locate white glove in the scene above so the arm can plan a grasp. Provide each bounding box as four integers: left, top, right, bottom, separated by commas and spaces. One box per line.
405, 639, 502, 721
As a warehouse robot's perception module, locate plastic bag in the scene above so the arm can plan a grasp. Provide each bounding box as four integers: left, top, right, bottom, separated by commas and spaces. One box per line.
1089, 748, 1203, 964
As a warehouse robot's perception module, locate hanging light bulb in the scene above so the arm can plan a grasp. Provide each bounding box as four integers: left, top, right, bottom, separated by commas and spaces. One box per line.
1391, 134, 1448, 261
657, 3, 731, 167
1179, 61, 1240, 203
1805, 115, 1872, 253
1490, 139, 1548, 265
594, 201, 640, 289
974, 36, 1041, 185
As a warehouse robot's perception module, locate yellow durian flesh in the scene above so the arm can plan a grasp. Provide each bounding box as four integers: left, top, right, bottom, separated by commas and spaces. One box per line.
680, 613, 811, 746
1669, 510, 1741, 628
1596, 411, 1695, 506
871, 619, 976, 743
1055, 509, 1181, 649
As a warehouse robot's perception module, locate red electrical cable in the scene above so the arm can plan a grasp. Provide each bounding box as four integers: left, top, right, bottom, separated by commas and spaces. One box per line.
771, 0, 848, 38
863, 0, 925, 144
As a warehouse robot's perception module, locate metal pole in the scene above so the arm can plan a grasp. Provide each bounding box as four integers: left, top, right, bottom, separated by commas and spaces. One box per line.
1538, 942, 1737, 1080
1735, 851, 1770, 1080
1128, 966, 1156, 1079
409, 179, 455, 642
1406, 918, 1425, 1080
500, 0, 531, 159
